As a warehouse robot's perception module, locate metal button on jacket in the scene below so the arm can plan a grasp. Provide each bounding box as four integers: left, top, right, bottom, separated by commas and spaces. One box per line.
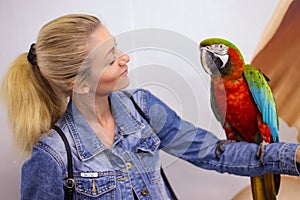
141, 189, 149, 196
126, 162, 132, 170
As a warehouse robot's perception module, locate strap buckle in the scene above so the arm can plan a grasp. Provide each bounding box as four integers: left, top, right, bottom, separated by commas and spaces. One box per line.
65, 178, 75, 189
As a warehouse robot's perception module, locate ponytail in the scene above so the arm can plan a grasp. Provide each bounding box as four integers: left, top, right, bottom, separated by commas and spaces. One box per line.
1, 14, 101, 154
1, 53, 67, 154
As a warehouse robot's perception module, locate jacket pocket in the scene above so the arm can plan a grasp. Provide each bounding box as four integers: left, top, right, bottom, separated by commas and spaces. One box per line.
74, 173, 116, 199
134, 134, 162, 184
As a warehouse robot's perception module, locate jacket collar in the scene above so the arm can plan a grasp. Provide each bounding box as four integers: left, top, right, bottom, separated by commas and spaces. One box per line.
65, 91, 145, 161
110, 92, 145, 135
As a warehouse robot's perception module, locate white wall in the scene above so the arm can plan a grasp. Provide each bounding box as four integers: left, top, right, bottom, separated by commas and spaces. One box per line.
2, 0, 298, 199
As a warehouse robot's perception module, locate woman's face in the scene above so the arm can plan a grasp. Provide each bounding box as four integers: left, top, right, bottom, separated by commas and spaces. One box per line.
75, 25, 130, 97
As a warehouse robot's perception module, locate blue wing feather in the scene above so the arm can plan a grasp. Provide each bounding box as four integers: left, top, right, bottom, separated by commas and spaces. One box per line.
244, 64, 279, 142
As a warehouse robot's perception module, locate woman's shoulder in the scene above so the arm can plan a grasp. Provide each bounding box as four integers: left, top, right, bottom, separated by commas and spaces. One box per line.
31, 127, 70, 170
22, 136, 67, 177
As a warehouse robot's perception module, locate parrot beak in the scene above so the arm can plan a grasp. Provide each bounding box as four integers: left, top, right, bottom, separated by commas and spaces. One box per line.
200, 46, 229, 75
200, 47, 217, 75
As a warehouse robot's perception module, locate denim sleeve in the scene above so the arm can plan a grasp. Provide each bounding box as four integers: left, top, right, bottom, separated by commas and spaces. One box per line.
21, 145, 64, 200
143, 89, 300, 177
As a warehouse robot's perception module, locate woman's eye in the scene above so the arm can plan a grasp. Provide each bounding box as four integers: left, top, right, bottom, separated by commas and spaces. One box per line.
110, 60, 115, 65
110, 56, 117, 65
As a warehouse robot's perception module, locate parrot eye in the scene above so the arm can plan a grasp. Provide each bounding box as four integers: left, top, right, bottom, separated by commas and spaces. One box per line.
211, 44, 228, 55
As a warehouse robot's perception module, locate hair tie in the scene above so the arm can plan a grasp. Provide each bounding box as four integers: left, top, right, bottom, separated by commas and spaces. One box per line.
27, 43, 37, 66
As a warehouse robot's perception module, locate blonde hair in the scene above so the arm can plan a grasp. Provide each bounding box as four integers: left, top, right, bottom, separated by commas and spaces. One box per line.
1, 14, 101, 154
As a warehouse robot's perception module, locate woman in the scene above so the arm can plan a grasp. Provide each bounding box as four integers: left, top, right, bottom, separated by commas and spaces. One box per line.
1, 14, 300, 200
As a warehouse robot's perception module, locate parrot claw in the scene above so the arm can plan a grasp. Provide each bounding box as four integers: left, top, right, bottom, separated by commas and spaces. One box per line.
256, 141, 268, 164
216, 140, 232, 159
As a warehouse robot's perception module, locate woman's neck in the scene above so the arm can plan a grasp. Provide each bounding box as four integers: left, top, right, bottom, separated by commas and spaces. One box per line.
73, 94, 116, 147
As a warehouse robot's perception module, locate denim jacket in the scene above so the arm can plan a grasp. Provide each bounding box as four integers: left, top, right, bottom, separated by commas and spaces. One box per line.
21, 89, 300, 200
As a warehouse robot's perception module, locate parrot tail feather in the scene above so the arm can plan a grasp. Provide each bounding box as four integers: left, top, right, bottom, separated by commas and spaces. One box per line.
273, 173, 281, 195
250, 173, 280, 200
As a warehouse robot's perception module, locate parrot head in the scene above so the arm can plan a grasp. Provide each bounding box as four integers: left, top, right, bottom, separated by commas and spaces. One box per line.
199, 38, 245, 78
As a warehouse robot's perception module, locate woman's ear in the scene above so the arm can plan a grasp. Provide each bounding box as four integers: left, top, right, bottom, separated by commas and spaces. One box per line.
70, 79, 90, 94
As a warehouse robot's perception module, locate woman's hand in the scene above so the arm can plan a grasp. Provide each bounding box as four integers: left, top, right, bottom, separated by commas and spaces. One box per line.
296, 147, 300, 163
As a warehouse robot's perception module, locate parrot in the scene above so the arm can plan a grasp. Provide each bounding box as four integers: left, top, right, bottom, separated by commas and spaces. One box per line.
199, 38, 280, 200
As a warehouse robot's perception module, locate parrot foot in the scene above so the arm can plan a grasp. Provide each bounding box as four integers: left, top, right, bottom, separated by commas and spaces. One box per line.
256, 141, 268, 164
216, 140, 233, 159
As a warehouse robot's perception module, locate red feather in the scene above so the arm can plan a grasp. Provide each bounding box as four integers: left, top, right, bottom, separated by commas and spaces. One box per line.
212, 47, 272, 143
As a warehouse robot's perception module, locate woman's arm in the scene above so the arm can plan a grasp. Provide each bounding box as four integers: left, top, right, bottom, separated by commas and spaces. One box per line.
140, 89, 300, 177
296, 149, 300, 163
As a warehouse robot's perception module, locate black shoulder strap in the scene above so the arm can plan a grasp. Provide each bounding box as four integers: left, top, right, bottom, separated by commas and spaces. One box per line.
53, 125, 74, 200
123, 91, 178, 200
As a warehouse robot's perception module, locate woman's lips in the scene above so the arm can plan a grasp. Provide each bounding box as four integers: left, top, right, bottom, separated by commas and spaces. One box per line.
121, 67, 128, 76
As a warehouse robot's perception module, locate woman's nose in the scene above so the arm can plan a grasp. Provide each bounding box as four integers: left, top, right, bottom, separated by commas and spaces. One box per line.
116, 49, 130, 66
